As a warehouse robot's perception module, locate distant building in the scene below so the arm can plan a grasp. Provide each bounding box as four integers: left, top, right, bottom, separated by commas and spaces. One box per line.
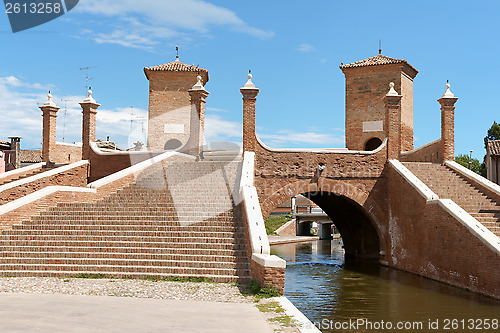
486, 140, 500, 184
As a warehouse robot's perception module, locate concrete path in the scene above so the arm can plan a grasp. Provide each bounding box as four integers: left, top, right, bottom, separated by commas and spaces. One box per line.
0, 293, 273, 333
268, 235, 319, 245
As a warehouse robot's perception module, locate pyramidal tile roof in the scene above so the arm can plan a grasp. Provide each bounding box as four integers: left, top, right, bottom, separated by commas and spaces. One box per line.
144, 59, 208, 73
487, 140, 500, 156
340, 54, 418, 73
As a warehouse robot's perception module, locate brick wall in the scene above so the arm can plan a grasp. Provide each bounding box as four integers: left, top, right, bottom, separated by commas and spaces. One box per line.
400, 139, 441, 163
387, 166, 500, 299
52, 144, 82, 164
0, 163, 88, 205
250, 259, 285, 294
342, 64, 416, 151
88, 150, 164, 182
146, 71, 207, 151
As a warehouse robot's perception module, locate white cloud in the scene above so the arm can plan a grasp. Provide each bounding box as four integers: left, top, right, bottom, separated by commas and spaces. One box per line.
0, 76, 149, 150
297, 43, 315, 53
76, 0, 273, 50
259, 129, 344, 147
204, 114, 241, 144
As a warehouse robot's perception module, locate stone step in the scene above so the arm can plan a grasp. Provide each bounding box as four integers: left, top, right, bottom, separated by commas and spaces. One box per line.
0, 270, 251, 283
0, 264, 250, 277
0, 251, 248, 262
0, 240, 247, 251
11, 224, 244, 233
0, 257, 249, 270
0, 235, 246, 244
2, 229, 245, 239
20, 219, 243, 227
0, 245, 248, 257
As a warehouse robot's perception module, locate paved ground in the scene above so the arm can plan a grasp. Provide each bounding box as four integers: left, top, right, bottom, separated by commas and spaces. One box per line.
268, 235, 320, 245
0, 293, 274, 333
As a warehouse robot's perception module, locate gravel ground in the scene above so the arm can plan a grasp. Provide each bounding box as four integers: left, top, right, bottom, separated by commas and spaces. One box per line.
0, 277, 301, 332
0, 277, 251, 303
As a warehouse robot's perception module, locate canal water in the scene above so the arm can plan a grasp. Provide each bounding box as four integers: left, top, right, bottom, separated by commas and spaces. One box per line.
271, 240, 500, 332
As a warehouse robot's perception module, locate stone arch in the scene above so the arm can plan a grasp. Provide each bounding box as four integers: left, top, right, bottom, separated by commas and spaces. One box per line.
364, 137, 383, 151
261, 179, 383, 262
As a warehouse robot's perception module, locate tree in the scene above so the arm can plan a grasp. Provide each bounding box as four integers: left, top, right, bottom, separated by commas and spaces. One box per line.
455, 155, 487, 177
484, 121, 500, 149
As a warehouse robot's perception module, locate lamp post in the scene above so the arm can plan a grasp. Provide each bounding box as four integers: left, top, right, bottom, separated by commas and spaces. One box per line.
469, 149, 473, 170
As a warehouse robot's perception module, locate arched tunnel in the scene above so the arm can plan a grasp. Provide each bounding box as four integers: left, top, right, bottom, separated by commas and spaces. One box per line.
298, 191, 381, 264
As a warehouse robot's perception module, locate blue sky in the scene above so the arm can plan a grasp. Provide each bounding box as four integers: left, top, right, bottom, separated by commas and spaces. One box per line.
0, 0, 498, 160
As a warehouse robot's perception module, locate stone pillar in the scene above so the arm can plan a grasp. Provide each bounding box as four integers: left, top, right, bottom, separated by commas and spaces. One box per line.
8, 136, 21, 169
240, 74, 259, 152
186, 76, 209, 158
79, 89, 100, 160
383, 82, 403, 160
40, 93, 60, 164
438, 84, 458, 162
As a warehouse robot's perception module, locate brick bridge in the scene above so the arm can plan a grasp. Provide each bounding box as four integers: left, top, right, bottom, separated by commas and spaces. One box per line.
0, 53, 498, 299
240, 54, 500, 298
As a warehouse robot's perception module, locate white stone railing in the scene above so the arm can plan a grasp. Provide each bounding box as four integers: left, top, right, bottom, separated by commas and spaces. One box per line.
445, 160, 500, 198
389, 160, 438, 201
0, 151, 192, 218
240, 152, 285, 266
0, 162, 46, 181
389, 159, 500, 254
0, 160, 88, 194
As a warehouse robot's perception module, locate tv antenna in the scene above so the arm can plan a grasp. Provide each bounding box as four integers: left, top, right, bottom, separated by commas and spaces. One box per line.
79, 66, 96, 93
60, 99, 71, 142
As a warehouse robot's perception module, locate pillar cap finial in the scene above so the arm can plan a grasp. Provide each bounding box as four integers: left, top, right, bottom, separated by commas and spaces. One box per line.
191, 75, 205, 90
242, 73, 256, 89
43, 92, 57, 107
441, 83, 455, 98
83, 88, 96, 103
386, 82, 399, 97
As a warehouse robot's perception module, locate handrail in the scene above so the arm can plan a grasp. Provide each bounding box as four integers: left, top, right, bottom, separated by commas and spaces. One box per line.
389, 160, 439, 201
240, 151, 270, 255
445, 161, 500, 198
0, 162, 46, 180
0, 160, 88, 194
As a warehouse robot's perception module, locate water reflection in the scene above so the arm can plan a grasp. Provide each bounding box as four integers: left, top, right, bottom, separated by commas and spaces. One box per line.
271, 240, 500, 333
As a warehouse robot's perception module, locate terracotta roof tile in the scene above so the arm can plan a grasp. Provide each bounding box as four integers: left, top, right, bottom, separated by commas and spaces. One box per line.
144, 60, 208, 73
487, 140, 500, 156
20, 150, 42, 163
340, 54, 418, 73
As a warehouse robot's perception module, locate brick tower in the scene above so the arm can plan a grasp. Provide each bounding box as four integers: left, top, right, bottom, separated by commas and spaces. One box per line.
144, 56, 209, 151
340, 53, 418, 151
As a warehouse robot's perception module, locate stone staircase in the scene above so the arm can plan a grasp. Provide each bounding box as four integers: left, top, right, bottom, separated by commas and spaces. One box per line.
0, 161, 251, 283
403, 162, 500, 237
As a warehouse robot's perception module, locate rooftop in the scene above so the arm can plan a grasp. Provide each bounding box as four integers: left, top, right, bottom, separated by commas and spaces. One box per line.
20, 150, 42, 163
144, 60, 208, 73
487, 140, 500, 156
340, 53, 418, 74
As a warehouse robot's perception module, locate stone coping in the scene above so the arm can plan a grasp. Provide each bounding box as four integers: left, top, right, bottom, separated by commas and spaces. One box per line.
445, 161, 500, 198
391, 159, 500, 255
430, 199, 500, 254
0, 160, 88, 194
274, 297, 321, 333
0, 162, 46, 180
0, 185, 95, 216
389, 160, 438, 201
240, 152, 271, 255
256, 134, 387, 155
